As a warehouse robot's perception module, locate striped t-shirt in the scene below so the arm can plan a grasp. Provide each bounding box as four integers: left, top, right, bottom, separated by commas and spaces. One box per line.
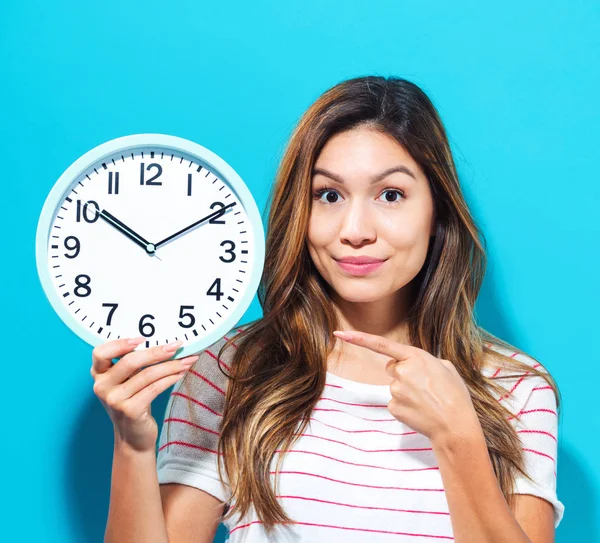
157, 328, 564, 542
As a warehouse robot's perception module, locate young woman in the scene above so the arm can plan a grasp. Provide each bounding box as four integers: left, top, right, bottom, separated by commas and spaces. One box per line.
93, 76, 564, 542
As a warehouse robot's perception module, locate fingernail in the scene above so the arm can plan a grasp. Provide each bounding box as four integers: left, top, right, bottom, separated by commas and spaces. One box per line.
180, 355, 199, 366
163, 340, 183, 353
127, 337, 145, 345
333, 330, 353, 340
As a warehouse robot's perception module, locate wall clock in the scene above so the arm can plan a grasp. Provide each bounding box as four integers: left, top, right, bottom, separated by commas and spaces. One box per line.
36, 134, 265, 359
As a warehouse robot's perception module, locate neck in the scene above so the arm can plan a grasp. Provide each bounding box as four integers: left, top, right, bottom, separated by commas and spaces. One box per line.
328, 286, 413, 370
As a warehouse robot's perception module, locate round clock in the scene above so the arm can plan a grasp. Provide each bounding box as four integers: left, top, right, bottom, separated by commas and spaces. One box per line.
35, 134, 265, 359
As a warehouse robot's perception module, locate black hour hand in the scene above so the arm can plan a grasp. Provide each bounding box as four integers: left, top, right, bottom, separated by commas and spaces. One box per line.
97, 207, 157, 256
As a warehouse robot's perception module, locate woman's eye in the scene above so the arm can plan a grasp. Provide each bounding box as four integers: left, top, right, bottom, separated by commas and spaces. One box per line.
379, 189, 405, 203
313, 188, 341, 204
313, 188, 405, 205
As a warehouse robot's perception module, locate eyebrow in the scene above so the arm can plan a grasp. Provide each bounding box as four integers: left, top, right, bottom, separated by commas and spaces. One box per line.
311, 165, 417, 184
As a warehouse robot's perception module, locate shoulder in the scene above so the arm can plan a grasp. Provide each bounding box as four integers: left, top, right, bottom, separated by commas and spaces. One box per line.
481, 343, 557, 411
194, 328, 242, 370
197, 325, 247, 364
482, 342, 545, 375
171, 327, 245, 409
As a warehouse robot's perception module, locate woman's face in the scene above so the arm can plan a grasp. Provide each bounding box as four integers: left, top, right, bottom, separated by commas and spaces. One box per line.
307, 125, 436, 304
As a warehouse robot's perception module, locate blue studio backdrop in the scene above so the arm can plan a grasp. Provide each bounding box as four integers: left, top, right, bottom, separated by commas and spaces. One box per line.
1, 1, 598, 541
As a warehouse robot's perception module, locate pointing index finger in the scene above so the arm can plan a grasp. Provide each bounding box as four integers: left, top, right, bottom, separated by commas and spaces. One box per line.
332, 330, 413, 362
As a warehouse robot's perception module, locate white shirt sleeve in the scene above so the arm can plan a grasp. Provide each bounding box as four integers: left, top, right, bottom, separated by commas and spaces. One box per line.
156, 335, 234, 503
506, 361, 565, 528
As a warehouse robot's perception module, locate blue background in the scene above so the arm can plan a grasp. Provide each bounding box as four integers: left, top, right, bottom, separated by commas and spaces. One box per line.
2, 0, 598, 541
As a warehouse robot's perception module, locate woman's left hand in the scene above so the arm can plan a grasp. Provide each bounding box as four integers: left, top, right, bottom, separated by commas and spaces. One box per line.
333, 330, 481, 444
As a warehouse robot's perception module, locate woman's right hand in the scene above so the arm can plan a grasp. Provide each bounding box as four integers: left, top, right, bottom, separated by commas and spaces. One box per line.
91, 337, 199, 454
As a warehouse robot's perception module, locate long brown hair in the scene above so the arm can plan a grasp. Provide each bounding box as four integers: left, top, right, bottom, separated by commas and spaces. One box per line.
197, 75, 561, 532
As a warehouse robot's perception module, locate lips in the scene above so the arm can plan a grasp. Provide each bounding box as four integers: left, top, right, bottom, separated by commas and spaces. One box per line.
335, 257, 386, 265
335, 258, 385, 276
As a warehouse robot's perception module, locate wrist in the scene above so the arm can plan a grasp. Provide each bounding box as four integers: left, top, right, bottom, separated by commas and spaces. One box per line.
113, 432, 157, 459
430, 410, 484, 453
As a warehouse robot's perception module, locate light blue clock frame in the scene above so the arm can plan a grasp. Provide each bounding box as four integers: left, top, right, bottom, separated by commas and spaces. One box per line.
36, 133, 266, 359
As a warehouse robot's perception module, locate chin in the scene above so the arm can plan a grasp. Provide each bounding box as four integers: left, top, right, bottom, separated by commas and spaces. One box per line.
329, 282, 388, 303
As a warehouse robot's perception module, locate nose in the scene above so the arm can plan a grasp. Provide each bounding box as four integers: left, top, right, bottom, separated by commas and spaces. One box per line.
338, 199, 376, 246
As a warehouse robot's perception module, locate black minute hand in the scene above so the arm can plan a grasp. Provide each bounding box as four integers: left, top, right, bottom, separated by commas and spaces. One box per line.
154, 202, 237, 249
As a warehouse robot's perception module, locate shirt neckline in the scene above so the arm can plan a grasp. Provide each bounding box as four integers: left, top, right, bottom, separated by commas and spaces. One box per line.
325, 370, 393, 395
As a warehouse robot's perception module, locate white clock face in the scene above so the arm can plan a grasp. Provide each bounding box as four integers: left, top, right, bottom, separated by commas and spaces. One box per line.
44, 146, 256, 350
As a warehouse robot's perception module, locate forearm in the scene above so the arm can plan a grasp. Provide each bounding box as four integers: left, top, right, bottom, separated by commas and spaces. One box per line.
105, 434, 169, 543
431, 420, 531, 543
